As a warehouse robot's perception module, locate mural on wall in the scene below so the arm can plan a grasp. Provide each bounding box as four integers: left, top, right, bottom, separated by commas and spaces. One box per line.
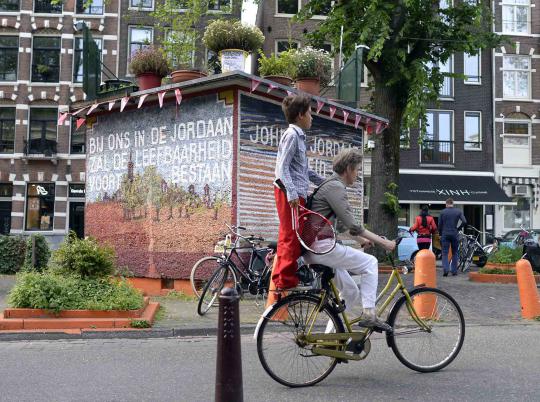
238, 94, 364, 240
86, 93, 234, 278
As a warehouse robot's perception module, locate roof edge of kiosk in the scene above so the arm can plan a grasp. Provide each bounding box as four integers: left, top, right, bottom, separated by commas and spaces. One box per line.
69, 70, 389, 127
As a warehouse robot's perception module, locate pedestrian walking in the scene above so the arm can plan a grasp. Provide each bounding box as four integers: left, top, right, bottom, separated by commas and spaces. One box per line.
410, 205, 437, 250
438, 198, 467, 277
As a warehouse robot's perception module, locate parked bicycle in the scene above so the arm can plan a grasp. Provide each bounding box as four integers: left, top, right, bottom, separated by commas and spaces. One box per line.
196, 224, 276, 316
255, 235, 465, 387
457, 226, 495, 272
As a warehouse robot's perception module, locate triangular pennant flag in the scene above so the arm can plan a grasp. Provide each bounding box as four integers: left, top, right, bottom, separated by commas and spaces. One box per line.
367, 125, 373, 135
108, 100, 115, 111
286, 90, 294, 96
120, 96, 130, 112
267, 83, 278, 93
175, 88, 182, 105
251, 79, 261, 92
76, 118, 86, 130
375, 121, 383, 134
343, 110, 350, 124
138, 94, 148, 109
57, 112, 69, 126
87, 103, 99, 115
329, 106, 336, 119
354, 114, 361, 129
316, 100, 324, 114
158, 91, 166, 108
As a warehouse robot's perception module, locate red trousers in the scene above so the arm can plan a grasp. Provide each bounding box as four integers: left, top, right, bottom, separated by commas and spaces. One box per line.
272, 187, 305, 289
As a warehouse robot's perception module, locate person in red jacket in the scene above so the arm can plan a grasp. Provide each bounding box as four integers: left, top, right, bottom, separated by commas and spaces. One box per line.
410, 205, 438, 250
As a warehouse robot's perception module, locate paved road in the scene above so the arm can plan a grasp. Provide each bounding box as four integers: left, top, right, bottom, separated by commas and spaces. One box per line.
0, 323, 538, 402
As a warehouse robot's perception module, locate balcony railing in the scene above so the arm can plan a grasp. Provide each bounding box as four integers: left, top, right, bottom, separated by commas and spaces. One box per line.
421, 140, 454, 165
34, 0, 62, 13
24, 139, 57, 156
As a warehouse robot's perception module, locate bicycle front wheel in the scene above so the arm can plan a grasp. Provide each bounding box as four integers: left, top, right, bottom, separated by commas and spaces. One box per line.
257, 294, 344, 388
197, 265, 236, 316
190, 256, 220, 299
387, 287, 465, 373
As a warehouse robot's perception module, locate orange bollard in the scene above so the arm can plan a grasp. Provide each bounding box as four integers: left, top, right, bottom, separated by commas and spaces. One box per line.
413, 249, 437, 319
515, 259, 540, 319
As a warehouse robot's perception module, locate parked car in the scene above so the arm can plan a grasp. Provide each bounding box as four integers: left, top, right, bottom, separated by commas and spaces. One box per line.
498, 229, 540, 249
397, 226, 441, 261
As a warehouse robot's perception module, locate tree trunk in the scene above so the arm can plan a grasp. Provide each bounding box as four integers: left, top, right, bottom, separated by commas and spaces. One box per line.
368, 83, 405, 261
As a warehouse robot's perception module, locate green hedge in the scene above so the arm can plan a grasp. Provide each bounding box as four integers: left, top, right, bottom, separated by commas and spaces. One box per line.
23, 234, 51, 271
0, 235, 27, 274
487, 246, 523, 264
8, 272, 144, 312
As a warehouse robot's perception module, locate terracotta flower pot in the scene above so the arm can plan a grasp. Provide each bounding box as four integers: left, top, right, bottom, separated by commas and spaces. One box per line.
295, 77, 321, 96
263, 75, 293, 87
170, 69, 208, 84
136, 72, 162, 91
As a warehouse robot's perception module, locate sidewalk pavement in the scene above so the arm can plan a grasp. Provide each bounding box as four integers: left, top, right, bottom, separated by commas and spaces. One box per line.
0, 266, 536, 341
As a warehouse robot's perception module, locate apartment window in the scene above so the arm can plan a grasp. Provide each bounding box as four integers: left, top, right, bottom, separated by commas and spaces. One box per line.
128, 27, 153, 62
502, 114, 530, 166
26, 183, 55, 231
275, 40, 299, 55
34, 0, 62, 13
130, 0, 153, 9
503, 55, 530, 99
165, 30, 195, 68
31, 37, 61, 83
421, 110, 453, 164
464, 51, 480, 84
0, 108, 15, 153
428, 57, 453, 98
0, 0, 19, 12
464, 112, 481, 150
400, 128, 410, 149
312, 0, 332, 15
0, 36, 18, 81
73, 37, 102, 83
28, 108, 57, 155
76, 0, 103, 14
277, 0, 299, 14
504, 197, 531, 229
208, 0, 230, 10
502, 0, 529, 34
70, 116, 86, 154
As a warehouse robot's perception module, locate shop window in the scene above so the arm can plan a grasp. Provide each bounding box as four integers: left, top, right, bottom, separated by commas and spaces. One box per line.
277, 0, 299, 14
0, 108, 15, 153
503, 55, 530, 99
0, 0, 19, 11
275, 40, 299, 55
504, 196, 531, 229
128, 27, 153, 63
464, 51, 480, 84
502, 113, 530, 166
464, 111, 481, 150
0, 36, 18, 81
26, 183, 55, 231
76, 0, 103, 14
502, 0, 529, 34
73, 37, 102, 83
70, 116, 86, 154
31, 37, 61, 83
0, 183, 12, 197
34, 0, 62, 13
28, 108, 57, 155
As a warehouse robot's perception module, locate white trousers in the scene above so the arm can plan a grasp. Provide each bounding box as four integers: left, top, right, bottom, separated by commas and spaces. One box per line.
303, 242, 378, 310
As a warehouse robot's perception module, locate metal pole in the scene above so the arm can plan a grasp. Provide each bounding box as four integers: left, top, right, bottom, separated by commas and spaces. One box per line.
215, 287, 243, 402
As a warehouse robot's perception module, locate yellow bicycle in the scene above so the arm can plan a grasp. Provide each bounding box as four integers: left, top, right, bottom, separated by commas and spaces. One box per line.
255, 241, 465, 387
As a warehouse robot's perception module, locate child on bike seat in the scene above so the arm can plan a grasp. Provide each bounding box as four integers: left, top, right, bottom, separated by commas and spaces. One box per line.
304, 148, 396, 332
273, 94, 323, 290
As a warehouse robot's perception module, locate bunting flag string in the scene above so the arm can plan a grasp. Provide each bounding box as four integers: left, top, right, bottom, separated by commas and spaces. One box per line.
75, 118, 86, 130
343, 110, 350, 124
158, 91, 166, 108
72, 106, 87, 116
138, 94, 148, 109
267, 83, 278, 93
354, 114, 361, 129
57, 112, 69, 126
175, 88, 182, 105
108, 100, 115, 111
329, 106, 336, 119
87, 103, 99, 115
316, 100, 324, 114
251, 79, 261, 92
120, 96, 130, 112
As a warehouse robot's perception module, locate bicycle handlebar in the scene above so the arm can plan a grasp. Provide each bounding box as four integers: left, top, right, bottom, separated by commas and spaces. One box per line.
224, 224, 265, 244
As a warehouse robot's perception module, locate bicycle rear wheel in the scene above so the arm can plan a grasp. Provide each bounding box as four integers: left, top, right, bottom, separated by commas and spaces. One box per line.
387, 287, 465, 372
190, 256, 220, 299
256, 294, 344, 388
197, 265, 236, 316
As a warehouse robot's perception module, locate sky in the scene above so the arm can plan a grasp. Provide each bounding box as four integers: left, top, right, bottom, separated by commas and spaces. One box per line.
242, 0, 258, 25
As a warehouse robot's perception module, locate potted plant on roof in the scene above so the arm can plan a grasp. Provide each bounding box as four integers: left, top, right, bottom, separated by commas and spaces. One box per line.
203, 19, 265, 73
128, 46, 169, 91
258, 50, 296, 87
290, 46, 333, 96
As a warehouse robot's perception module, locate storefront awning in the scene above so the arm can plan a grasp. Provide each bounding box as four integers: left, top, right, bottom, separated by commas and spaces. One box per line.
398, 174, 516, 205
